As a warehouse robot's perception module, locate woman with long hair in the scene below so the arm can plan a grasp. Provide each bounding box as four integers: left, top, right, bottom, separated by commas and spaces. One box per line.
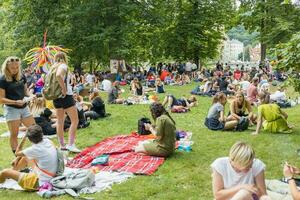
252, 92, 292, 135
52, 52, 80, 152
227, 91, 257, 125
135, 102, 176, 157
0, 56, 35, 153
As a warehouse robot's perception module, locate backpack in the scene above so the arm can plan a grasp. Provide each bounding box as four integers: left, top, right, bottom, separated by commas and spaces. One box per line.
56, 148, 65, 176
235, 117, 249, 131
138, 117, 151, 135
43, 63, 68, 100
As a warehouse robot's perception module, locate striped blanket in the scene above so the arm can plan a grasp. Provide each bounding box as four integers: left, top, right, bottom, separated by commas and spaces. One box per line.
67, 133, 164, 175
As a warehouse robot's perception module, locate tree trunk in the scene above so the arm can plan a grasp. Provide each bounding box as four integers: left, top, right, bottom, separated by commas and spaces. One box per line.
260, 43, 267, 62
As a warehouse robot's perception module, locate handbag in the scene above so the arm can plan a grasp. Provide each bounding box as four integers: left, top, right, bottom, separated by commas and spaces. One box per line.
138, 117, 151, 135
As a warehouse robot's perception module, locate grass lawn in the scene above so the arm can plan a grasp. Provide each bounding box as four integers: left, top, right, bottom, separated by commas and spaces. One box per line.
0, 82, 299, 199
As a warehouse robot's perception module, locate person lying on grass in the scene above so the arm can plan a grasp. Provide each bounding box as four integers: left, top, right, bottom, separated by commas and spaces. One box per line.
283, 162, 300, 200
134, 102, 176, 157
162, 94, 197, 111
252, 92, 292, 135
0, 125, 58, 191
227, 91, 257, 126
205, 92, 238, 131
211, 141, 271, 200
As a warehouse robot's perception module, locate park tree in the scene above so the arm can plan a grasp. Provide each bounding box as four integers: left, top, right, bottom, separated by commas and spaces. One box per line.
239, 0, 300, 62
273, 32, 300, 92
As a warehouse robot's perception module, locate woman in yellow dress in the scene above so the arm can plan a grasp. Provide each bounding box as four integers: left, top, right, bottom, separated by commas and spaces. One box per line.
252, 92, 292, 135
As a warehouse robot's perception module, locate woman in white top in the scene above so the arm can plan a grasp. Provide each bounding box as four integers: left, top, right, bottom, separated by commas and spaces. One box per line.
211, 141, 270, 200
52, 53, 80, 153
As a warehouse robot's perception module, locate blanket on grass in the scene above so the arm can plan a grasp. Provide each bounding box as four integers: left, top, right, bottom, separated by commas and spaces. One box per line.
0, 168, 133, 195
67, 133, 165, 175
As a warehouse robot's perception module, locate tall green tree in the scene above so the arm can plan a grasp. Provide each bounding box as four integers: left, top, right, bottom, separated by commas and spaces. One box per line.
239, 0, 300, 61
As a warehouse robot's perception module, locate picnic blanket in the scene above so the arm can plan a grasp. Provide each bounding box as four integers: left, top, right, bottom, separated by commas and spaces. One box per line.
0, 167, 134, 195
67, 133, 165, 175
266, 179, 294, 200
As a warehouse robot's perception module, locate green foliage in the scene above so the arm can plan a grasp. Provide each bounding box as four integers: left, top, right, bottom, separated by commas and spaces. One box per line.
227, 25, 259, 46
273, 32, 300, 92
0, 0, 235, 68
239, 0, 300, 60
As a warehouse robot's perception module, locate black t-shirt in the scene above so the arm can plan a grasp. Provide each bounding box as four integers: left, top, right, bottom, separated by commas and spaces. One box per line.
217, 78, 229, 91
0, 75, 27, 108
91, 97, 106, 117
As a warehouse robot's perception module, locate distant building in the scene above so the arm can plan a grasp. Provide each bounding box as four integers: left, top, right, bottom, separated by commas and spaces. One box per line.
249, 44, 261, 62
222, 38, 244, 62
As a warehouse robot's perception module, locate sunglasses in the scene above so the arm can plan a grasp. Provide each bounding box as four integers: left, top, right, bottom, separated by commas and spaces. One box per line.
8, 58, 20, 62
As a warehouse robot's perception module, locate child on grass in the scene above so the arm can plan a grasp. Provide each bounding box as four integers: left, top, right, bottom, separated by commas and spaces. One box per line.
204, 92, 238, 131
0, 125, 58, 191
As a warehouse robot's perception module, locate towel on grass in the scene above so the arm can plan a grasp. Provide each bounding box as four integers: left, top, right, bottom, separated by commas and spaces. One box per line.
0, 167, 134, 194
67, 133, 165, 175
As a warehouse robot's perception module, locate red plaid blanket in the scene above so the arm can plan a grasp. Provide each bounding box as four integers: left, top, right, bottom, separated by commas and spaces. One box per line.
67, 133, 165, 175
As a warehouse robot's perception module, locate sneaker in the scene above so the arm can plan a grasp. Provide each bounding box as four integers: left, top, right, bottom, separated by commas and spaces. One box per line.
60, 145, 68, 151
66, 144, 81, 153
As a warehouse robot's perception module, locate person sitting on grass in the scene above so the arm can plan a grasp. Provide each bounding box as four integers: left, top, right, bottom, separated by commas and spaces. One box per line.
155, 77, 165, 93
211, 141, 271, 200
84, 88, 108, 120
134, 102, 176, 157
252, 92, 292, 135
205, 92, 238, 131
227, 91, 257, 126
108, 81, 124, 104
162, 94, 197, 110
282, 162, 300, 200
0, 125, 58, 191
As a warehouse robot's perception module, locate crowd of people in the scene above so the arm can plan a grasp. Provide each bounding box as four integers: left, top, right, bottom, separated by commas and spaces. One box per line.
0, 54, 299, 199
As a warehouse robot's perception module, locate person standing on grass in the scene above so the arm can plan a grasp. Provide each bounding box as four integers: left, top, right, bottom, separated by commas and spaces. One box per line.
204, 92, 238, 131
52, 52, 80, 153
211, 141, 271, 200
0, 125, 58, 191
135, 102, 176, 157
0, 56, 36, 154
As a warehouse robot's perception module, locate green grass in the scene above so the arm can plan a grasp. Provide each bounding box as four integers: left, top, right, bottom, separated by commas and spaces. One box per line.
0, 83, 299, 199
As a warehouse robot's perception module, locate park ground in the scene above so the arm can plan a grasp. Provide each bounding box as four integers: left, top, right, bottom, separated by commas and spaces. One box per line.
0, 82, 299, 200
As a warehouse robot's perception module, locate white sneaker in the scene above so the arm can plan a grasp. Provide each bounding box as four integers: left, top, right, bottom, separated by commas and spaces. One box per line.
66, 144, 81, 153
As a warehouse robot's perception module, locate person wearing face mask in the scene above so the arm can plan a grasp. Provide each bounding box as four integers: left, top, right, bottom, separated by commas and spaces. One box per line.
0, 57, 35, 154
211, 141, 271, 200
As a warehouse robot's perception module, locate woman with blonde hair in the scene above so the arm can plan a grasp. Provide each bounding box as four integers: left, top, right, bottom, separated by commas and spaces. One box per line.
211, 141, 270, 200
52, 52, 80, 152
252, 92, 292, 135
227, 91, 257, 126
0, 56, 35, 153
30, 96, 56, 135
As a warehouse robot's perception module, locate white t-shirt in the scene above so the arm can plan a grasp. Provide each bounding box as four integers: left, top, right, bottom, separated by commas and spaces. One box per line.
240, 81, 250, 92
101, 79, 112, 92
86, 74, 94, 84
185, 62, 192, 72
23, 138, 58, 185
59, 63, 73, 95
211, 157, 265, 189
192, 63, 197, 70
270, 91, 286, 102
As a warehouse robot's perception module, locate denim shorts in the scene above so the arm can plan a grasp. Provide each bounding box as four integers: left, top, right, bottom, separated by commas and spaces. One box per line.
3, 105, 32, 122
